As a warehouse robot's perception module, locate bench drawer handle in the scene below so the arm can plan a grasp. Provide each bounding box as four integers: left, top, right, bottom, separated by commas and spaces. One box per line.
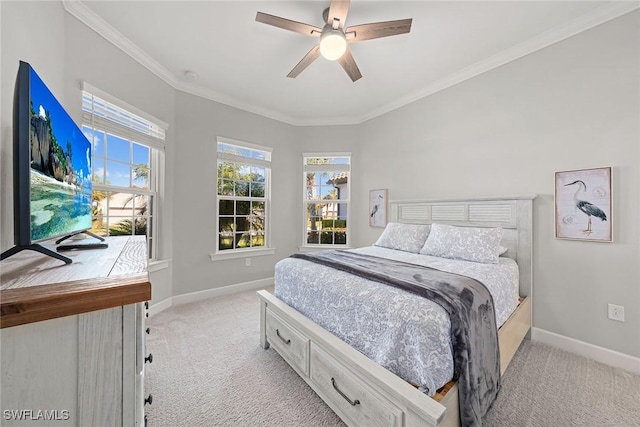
275, 328, 291, 344
331, 377, 360, 406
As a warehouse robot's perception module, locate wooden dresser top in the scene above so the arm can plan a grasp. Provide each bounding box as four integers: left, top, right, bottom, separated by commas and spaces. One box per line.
0, 236, 151, 328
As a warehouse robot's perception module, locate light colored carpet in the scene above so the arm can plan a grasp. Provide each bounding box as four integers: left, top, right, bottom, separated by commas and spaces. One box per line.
483, 338, 640, 426
145, 288, 640, 426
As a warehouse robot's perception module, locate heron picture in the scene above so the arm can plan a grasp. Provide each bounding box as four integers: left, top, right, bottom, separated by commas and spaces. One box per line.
555, 167, 612, 242
369, 189, 387, 227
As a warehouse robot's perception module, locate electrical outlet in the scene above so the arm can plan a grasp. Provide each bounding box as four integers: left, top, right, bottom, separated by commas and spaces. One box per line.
245, 258, 251, 267
607, 304, 624, 322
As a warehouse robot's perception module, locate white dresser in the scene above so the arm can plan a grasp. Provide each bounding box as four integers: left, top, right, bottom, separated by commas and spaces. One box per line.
0, 236, 152, 426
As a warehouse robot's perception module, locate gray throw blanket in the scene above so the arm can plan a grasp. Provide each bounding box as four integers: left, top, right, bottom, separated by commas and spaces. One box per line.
291, 250, 500, 427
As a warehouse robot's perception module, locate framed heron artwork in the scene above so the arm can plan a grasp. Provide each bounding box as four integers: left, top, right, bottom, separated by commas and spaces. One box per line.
369, 189, 387, 227
555, 167, 612, 242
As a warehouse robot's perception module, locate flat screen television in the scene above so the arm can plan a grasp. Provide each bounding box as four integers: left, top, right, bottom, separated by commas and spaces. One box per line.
1, 61, 96, 263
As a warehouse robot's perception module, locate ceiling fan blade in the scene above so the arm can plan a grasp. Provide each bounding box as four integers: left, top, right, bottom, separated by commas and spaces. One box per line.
327, 0, 350, 29
345, 18, 412, 42
256, 12, 322, 37
337, 48, 362, 82
287, 45, 322, 78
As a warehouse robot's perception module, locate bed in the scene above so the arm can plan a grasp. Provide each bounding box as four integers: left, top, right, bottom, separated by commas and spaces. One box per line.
257, 195, 536, 426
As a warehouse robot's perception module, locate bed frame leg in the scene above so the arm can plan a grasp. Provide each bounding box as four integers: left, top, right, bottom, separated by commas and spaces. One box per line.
259, 296, 270, 349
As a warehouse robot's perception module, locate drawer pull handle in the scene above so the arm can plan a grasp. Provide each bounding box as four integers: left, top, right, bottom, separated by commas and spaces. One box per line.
275, 329, 291, 344
331, 377, 360, 406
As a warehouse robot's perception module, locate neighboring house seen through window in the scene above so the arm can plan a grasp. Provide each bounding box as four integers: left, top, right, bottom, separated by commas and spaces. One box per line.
216, 138, 271, 253
81, 84, 166, 259
303, 153, 350, 247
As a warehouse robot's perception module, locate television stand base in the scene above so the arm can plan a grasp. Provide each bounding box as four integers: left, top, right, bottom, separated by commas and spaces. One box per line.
0, 244, 72, 264
56, 230, 105, 245
57, 243, 109, 251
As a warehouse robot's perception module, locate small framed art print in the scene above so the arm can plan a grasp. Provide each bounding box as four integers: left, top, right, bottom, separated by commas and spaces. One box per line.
555, 167, 612, 242
369, 189, 387, 228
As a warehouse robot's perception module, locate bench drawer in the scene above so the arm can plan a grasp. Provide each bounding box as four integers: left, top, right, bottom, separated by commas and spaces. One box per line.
266, 309, 310, 376
309, 343, 403, 427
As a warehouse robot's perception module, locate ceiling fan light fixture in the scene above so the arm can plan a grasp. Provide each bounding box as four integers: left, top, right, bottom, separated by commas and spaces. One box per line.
319, 29, 347, 60
255, 4, 412, 81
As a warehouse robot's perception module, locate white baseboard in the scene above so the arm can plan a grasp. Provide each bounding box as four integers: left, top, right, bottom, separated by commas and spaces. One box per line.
173, 277, 274, 305
148, 277, 274, 316
148, 297, 172, 317
532, 327, 640, 374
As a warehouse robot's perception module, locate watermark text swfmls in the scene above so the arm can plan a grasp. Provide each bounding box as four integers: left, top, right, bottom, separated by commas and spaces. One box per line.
3, 409, 71, 421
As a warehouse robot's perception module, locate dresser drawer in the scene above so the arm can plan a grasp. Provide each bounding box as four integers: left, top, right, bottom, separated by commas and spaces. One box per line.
266, 309, 310, 376
310, 343, 403, 427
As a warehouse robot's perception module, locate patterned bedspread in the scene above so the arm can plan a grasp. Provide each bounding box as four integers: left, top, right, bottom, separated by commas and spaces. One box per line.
274, 246, 519, 399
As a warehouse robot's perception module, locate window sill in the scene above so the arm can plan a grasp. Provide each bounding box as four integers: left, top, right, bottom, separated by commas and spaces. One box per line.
210, 248, 276, 261
149, 259, 171, 272
297, 245, 353, 252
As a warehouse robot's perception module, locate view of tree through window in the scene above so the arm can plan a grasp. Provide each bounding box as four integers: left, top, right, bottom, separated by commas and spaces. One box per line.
217, 139, 271, 251
84, 126, 155, 248
304, 154, 350, 246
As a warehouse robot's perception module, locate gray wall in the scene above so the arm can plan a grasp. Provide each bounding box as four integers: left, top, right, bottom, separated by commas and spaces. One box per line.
1, 2, 637, 359
172, 91, 300, 294
352, 11, 640, 358
1, 1, 67, 251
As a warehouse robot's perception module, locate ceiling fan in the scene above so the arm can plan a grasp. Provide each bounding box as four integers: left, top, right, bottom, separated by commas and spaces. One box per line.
255, 0, 412, 82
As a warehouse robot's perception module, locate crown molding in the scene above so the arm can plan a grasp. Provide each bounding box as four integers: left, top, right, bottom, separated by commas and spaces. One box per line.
174, 80, 299, 125
62, 1, 639, 127
359, 1, 640, 124
62, 1, 178, 87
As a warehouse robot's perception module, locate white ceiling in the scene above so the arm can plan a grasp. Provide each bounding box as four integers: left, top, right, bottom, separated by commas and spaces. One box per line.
63, 1, 637, 126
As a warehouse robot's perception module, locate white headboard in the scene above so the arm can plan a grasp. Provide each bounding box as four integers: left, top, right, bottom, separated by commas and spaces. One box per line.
390, 195, 536, 297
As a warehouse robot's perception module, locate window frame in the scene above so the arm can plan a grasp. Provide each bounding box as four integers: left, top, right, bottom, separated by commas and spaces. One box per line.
212, 137, 274, 261
301, 152, 351, 250
81, 82, 166, 261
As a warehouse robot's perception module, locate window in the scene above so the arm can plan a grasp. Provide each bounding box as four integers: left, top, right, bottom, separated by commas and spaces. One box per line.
303, 153, 350, 247
81, 83, 166, 259
216, 137, 271, 253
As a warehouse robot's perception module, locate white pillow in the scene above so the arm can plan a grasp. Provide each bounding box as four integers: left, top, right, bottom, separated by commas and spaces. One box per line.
419, 223, 504, 264
374, 223, 431, 253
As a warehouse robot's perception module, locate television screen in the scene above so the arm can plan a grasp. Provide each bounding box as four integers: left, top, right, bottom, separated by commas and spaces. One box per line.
0, 61, 94, 263
27, 64, 92, 242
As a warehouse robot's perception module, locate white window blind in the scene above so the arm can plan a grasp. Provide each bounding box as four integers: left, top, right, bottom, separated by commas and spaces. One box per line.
81, 82, 167, 150
217, 137, 272, 168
